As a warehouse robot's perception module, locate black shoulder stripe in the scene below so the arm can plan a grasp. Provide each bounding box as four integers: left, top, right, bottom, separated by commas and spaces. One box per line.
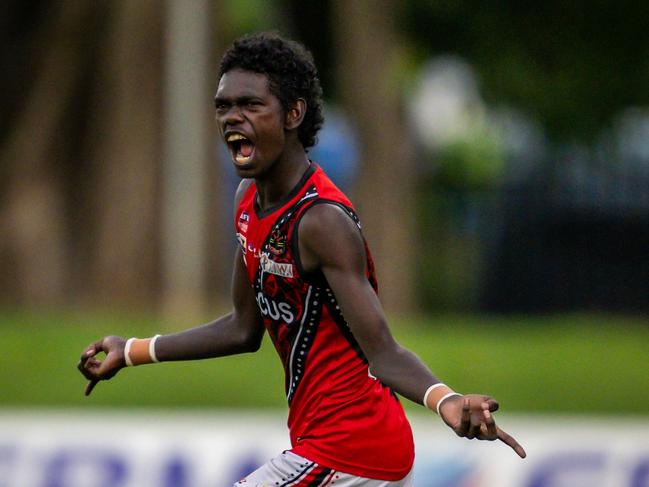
321, 285, 368, 364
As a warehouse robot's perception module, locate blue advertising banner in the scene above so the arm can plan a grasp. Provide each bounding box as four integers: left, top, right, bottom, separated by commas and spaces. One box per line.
0, 411, 647, 487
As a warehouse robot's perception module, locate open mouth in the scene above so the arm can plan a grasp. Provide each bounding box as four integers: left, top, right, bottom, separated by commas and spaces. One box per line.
226, 133, 255, 166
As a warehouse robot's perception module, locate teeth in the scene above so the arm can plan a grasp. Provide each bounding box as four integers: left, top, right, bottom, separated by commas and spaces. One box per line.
235, 154, 251, 164
227, 133, 246, 142
227, 133, 253, 165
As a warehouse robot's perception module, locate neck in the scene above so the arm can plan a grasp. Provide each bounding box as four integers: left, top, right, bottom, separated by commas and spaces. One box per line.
255, 146, 311, 210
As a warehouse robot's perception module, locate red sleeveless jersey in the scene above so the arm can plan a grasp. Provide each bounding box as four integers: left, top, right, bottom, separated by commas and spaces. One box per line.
234, 163, 414, 480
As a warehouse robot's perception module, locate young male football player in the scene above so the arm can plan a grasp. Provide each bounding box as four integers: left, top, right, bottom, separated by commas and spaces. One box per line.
78, 32, 525, 486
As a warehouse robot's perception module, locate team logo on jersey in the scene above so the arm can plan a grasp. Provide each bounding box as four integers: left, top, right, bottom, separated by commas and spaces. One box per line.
238, 211, 249, 232
268, 229, 287, 255
260, 252, 294, 278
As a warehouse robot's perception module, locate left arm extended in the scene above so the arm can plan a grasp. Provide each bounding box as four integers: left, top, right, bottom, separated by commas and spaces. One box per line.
298, 203, 525, 458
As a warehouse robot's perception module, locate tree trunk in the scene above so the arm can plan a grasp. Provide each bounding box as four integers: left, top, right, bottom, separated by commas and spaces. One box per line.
85, 0, 163, 308
160, 0, 217, 319
331, 0, 416, 313
0, 1, 92, 305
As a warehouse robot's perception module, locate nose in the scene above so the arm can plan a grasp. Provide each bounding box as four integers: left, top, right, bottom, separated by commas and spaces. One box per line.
219, 104, 244, 129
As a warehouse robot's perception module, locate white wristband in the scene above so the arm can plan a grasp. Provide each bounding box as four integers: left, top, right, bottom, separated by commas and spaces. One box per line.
124, 337, 136, 367
149, 334, 161, 363
423, 383, 447, 408
437, 392, 462, 416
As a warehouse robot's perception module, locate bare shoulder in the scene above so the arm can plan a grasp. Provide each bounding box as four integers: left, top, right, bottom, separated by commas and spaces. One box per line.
298, 203, 365, 271
300, 203, 362, 242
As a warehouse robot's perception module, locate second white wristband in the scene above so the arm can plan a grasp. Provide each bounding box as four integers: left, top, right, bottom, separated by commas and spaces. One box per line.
436, 391, 462, 416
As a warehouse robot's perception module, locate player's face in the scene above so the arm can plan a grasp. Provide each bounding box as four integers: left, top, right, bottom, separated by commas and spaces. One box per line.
214, 68, 287, 178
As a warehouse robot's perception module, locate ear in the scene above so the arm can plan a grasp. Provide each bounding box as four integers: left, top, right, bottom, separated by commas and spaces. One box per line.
285, 98, 307, 131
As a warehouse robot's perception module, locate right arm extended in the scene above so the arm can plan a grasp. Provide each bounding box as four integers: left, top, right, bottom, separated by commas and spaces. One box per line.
77, 247, 264, 396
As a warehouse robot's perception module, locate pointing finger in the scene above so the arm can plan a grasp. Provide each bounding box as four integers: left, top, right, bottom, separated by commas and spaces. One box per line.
85, 380, 98, 396
497, 427, 527, 458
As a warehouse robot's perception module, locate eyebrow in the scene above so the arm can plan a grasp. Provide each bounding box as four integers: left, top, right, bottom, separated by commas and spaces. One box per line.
214, 93, 262, 104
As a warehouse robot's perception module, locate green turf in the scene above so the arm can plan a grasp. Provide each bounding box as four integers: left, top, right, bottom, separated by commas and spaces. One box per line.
391, 314, 649, 414
1, 309, 646, 413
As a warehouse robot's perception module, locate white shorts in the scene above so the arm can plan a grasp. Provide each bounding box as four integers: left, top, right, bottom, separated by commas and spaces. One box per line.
234, 451, 414, 487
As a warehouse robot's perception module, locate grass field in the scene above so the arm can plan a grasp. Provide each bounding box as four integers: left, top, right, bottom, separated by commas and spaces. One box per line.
1, 309, 647, 414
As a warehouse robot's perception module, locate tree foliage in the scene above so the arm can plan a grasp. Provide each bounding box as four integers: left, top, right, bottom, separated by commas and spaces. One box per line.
400, 0, 649, 142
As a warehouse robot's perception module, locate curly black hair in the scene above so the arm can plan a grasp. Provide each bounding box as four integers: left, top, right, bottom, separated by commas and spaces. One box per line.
218, 32, 324, 150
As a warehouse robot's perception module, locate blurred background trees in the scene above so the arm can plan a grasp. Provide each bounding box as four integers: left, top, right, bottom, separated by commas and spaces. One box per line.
1, 0, 648, 317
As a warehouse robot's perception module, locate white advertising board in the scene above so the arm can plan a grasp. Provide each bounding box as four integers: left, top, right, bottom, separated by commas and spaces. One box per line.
0, 410, 648, 487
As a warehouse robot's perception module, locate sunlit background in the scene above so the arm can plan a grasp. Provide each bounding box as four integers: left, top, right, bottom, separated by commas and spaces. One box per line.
1, 1, 648, 486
